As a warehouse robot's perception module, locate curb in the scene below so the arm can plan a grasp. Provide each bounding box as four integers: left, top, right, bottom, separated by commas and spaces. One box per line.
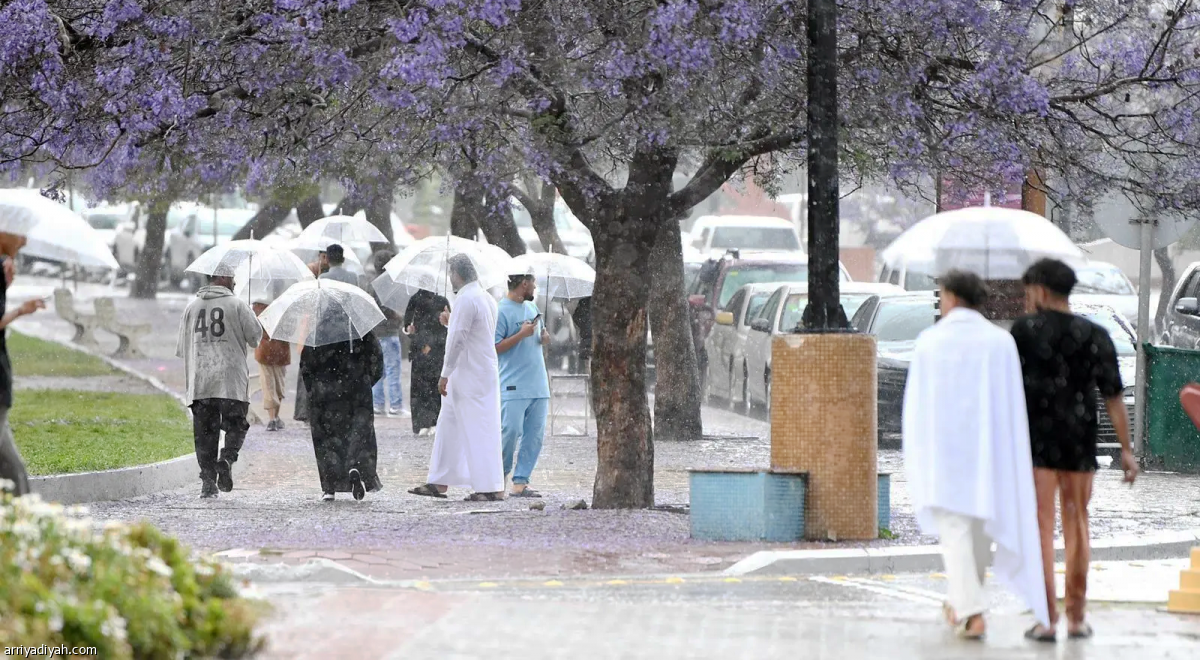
723, 529, 1200, 576
30, 453, 197, 505
19, 330, 197, 504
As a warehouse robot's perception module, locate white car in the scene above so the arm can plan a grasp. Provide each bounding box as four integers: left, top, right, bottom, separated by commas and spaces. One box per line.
687, 215, 802, 259
164, 205, 254, 286
704, 282, 786, 406
739, 282, 904, 411
1072, 261, 1139, 327
83, 202, 140, 272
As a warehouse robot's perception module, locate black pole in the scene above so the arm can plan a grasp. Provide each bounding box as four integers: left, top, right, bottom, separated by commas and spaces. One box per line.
801, 0, 848, 331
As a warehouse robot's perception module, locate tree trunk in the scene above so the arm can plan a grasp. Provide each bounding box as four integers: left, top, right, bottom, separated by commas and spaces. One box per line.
296, 194, 325, 228
450, 180, 482, 239
232, 202, 290, 241
479, 195, 526, 256
1155, 246, 1176, 337
334, 195, 365, 217
131, 201, 169, 299
528, 181, 565, 254
649, 217, 704, 443
801, 0, 848, 330
364, 180, 396, 253
590, 203, 658, 508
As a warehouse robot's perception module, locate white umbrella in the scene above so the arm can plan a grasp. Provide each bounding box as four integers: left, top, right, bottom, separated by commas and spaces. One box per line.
880, 207, 1085, 280
259, 279, 385, 347
510, 252, 595, 301
6, 190, 120, 270
294, 215, 388, 250
187, 240, 314, 303
373, 235, 513, 307
0, 188, 70, 236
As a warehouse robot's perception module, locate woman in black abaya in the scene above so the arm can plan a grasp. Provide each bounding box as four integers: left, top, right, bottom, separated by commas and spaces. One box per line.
403, 289, 450, 435
300, 308, 384, 501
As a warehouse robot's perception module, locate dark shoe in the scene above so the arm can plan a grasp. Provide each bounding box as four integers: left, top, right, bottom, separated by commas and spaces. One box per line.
349, 469, 366, 501
216, 459, 234, 493
200, 482, 219, 499
274, 420, 284, 431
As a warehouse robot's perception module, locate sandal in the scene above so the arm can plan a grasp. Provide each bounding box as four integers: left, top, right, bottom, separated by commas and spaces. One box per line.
1068, 623, 1093, 640
408, 483, 447, 499
942, 602, 957, 626
465, 492, 505, 502
1024, 624, 1057, 643
509, 488, 542, 498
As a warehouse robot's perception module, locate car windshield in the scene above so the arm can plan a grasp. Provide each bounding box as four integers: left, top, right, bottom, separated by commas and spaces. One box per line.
1075, 266, 1134, 295
710, 226, 801, 251
86, 213, 122, 230
871, 299, 936, 342
1077, 309, 1136, 356
905, 271, 938, 291
745, 293, 771, 324
778, 293, 875, 332
718, 265, 808, 308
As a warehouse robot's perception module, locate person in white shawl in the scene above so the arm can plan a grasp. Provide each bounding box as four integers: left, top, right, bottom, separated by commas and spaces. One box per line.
408, 254, 505, 501
902, 270, 1050, 640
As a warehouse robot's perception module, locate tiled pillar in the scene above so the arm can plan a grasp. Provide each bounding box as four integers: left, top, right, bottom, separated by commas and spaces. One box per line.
770, 333, 878, 540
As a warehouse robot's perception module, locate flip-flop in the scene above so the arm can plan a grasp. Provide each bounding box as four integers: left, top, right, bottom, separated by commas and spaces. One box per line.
1024, 624, 1057, 643
1068, 623, 1093, 640
408, 484, 447, 499
465, 492, 505, 502
509, 488, 542, 498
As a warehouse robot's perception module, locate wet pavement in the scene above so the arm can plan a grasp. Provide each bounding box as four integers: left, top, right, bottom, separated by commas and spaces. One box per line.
8, 277, 1200, 657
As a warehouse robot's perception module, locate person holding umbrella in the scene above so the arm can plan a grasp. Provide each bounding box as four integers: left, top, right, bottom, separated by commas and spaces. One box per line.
176, 266, 262, 498
0, 234, 45, 495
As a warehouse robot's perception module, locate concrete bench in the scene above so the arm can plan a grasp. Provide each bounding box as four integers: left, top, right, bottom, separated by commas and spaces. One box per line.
52, 288, 99, 349
93, 297, 150, 359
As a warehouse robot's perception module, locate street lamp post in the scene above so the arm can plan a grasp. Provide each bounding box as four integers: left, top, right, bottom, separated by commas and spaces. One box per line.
802, 0, 847, 331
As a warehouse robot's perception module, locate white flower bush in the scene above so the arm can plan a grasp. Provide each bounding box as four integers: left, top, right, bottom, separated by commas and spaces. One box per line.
0, 486, 265, 658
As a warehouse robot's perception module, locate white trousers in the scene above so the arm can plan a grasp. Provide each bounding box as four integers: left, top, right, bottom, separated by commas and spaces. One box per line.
933, 509, 994, 619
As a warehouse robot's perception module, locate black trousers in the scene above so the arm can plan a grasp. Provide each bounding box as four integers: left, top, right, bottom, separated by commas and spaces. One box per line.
190, 398, 250, 483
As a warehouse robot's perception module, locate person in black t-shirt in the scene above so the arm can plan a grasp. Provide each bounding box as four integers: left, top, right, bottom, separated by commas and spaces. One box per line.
1011, 258, 1137, 641
0, 250, 47, 496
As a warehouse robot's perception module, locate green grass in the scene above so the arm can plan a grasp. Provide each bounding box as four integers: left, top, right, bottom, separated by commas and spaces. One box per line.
7, 331, 119, 378
11, 389, 192, 475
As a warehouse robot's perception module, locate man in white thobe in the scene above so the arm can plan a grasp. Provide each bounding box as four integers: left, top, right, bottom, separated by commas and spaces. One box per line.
903, 270, 1049, 640
408, 254, 505, 501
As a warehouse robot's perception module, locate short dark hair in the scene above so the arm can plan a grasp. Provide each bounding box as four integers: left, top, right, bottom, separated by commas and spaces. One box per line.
448, 253, 478, 283
326, 244, 345, 265
940, 269, 989, 309
1022, 258, 1076, 297
372, 248, 395, 274
508, 273, 533, 290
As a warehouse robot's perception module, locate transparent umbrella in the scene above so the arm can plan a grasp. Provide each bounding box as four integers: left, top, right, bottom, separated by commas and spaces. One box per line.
187, 240, 314, 303
289, 238, 365, 274
510, 252, 595, 301
259, 279, 385, 347
373, 235, 513, 308
880, 207, 1085, 280
0, 189, 119, 270
294, 215, 388, 250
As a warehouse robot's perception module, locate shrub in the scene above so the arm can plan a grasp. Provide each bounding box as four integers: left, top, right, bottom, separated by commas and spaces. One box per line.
0, 483, 266, 658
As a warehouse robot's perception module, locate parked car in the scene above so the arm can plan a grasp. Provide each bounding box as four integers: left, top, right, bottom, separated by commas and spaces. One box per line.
164, 205, 252, 287
83, 202, 140, 273
1072, 261, 1138, 326
687, 250, 851, 391
876, 262, 939, 291
687, 215, 802, 259
1159, 260, 1200, 349
703, 283, 784, 405
736, 282, 905, 412
869, 298, 1136, 450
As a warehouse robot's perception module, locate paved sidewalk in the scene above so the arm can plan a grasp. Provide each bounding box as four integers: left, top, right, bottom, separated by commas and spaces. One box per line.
8, 277, 1200, 583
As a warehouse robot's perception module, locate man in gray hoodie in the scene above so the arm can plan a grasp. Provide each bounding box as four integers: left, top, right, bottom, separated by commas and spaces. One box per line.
176, 268, 262, 498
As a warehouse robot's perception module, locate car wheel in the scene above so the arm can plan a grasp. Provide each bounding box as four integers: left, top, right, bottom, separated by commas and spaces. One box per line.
764, 371, 772, 414
739, 366, 749, 415
727, 365, 737, 411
